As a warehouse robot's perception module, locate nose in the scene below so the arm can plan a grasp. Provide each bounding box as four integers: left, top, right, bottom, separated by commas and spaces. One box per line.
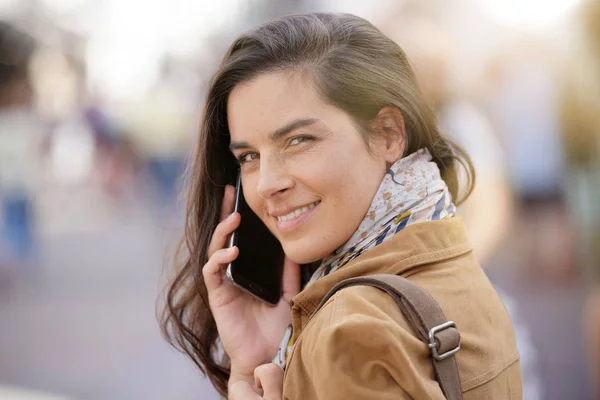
256, 153, 294, 199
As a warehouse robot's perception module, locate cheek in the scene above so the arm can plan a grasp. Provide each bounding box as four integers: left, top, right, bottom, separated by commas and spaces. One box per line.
293, 143, 361, 185
305, 158, 379, 217
296, 144, 382, 206
296, 161, 350, 201
241, 175, 263, 214
322, 157, 385, 221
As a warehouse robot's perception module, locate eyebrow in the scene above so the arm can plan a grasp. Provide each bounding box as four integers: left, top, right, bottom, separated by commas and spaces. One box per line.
229, 118, 319, 151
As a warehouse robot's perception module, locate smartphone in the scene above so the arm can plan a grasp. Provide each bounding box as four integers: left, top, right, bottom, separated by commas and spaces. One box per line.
226, 170, 285, 305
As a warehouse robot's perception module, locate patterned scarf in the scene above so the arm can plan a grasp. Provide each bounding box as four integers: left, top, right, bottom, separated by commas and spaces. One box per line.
274, 148, 456, 368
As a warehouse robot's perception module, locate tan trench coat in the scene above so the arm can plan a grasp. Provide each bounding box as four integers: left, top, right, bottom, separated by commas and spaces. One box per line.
283, 217, 522, 399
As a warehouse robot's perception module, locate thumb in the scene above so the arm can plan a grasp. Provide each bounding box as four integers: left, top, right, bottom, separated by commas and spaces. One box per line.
281, 256, 301, 303
255, 363, 284, 400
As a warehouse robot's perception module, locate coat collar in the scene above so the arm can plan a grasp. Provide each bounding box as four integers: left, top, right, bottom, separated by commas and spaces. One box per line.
290, 216, 473, 337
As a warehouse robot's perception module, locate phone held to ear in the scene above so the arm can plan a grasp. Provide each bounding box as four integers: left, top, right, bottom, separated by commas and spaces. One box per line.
226, 170, 285, 305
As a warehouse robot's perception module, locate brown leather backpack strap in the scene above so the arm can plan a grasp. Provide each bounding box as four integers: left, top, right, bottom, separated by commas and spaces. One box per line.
310, 273, 463, 400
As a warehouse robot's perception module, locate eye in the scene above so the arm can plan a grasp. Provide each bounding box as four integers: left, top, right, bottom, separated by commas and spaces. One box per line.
238, 152, 258, 164
288, 135, 313, 147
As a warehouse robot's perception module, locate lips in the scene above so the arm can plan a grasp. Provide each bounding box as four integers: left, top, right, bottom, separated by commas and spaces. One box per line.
273, 201, 321, 232
276, 201, 320, 222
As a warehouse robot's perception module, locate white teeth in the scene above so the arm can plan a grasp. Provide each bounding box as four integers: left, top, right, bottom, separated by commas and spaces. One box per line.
277, 202, 319, 222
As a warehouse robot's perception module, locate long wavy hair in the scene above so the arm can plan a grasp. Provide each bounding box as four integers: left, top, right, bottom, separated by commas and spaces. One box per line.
160, 12, 475, 397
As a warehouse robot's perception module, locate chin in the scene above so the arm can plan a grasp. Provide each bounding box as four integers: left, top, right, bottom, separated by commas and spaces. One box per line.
282, 240, 331, 265
285, 250, 322, 265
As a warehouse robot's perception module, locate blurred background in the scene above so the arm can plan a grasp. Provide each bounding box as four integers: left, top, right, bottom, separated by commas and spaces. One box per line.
0, 0, 599, 399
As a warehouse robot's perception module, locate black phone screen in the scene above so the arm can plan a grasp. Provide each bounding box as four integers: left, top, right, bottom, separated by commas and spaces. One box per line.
228, 173, 285, 305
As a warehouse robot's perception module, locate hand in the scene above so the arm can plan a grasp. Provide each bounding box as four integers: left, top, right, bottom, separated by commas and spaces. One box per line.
229, 364, 284, 400
203, 185, 301, 380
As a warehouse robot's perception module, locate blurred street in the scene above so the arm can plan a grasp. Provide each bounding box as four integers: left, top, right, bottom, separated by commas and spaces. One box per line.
488, 252, 592, 400
0, 185, 220, 400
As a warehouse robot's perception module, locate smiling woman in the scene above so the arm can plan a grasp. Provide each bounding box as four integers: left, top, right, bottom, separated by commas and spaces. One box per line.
160, 13, 522, 399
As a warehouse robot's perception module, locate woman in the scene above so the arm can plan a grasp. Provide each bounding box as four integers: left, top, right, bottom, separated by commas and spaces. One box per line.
161, 13, 522, 399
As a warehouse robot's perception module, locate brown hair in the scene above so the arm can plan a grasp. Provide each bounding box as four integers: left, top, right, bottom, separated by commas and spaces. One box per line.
160, 12, 475, 397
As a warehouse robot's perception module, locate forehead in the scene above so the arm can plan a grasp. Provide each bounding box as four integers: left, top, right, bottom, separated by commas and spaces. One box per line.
227, 72, 329, 140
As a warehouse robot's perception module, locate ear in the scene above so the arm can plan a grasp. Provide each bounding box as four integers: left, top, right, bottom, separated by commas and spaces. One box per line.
370, 106, 407, 164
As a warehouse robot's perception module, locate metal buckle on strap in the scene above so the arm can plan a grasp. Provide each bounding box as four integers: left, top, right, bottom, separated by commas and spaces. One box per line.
428, 321, 460, 361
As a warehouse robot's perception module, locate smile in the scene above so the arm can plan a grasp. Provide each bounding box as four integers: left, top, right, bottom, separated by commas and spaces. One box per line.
276, 201, 320, 222
274, 201, 321, 231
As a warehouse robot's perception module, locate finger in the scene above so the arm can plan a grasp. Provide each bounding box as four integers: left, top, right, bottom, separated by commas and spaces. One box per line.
229, 381, 262, 400
207, 212, 241, 258
202, 246, 239, 292
254, 364, 283, 400
220, 184, 236, 221
281, 257, 301, 304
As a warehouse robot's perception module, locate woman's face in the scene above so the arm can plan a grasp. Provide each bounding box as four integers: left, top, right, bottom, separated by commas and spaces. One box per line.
227, 72, 389, 264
